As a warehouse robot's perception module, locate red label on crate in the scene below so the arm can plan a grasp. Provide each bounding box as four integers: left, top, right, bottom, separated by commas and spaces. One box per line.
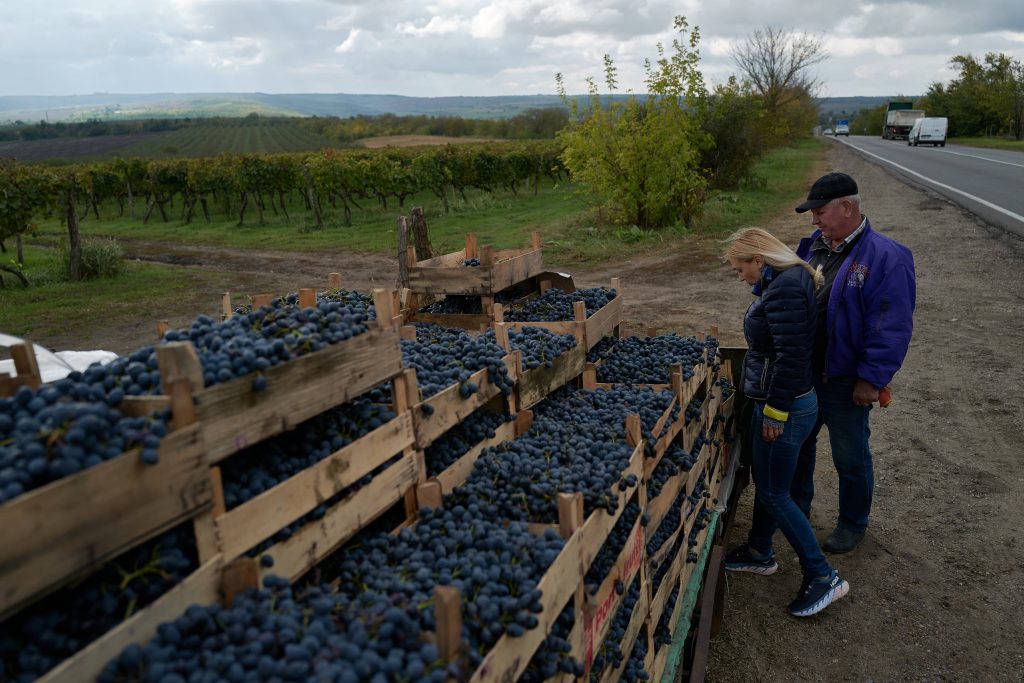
582, 522, 645, 673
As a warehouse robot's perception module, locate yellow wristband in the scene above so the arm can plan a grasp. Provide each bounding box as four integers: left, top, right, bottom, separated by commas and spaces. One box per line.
763, 405, 789, 422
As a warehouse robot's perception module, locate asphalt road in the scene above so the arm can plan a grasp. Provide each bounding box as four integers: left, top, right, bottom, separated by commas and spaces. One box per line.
832, 135, 1024, 239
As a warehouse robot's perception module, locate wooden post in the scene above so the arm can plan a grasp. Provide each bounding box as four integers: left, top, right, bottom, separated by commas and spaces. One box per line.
710, 325, 719, 339
400, 325, 418, 341
582, 363, 598, 391
610, 276, 621, 293
298, 288, 317, 309
221, 557, 260, 608
531, 230, 541, 251
492, 303, 505, 323
156, 320, 170, 339
372, 289, 394, 331
397, 216, 410, 289
493, 323, 511, 352
625, 413, 642, 450
573, 300, 587, 322
220, 293, 233, 320
9, 343, 42, 390
416, 480, 443, 510
328, 272, 343, 290
157, 342, 204, 394
410, 206, 434, 260
251, 294, 273, 309
557, 492, 584, 540
480, 245, 493, 266
514, 409, 534, 436
435, 586, 463, 660
670, 364, 684, 401
465, 233, 478, 260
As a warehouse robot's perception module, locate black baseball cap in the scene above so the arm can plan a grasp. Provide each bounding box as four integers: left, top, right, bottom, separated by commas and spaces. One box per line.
795, 172, 859, 213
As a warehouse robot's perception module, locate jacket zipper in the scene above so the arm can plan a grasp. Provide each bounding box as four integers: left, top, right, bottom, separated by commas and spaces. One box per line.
760, 357, 770, 390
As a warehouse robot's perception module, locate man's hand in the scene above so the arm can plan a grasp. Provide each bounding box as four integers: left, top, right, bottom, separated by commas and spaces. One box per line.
853, 379, 879, 407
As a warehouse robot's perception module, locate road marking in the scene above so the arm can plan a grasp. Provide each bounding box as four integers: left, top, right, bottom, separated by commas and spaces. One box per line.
936, 148, 1024, 170
839, 139, 1024, 226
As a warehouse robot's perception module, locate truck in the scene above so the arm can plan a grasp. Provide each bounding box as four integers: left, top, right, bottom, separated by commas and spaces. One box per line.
882, 102, 925, 140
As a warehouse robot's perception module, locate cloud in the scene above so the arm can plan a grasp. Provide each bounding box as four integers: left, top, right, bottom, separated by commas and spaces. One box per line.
0, 0, 1022, 97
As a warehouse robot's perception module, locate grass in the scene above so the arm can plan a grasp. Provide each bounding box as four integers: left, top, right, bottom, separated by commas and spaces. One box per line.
948, 136, 1024, 152
0, 244, 232, 341
46, 179, 590, 258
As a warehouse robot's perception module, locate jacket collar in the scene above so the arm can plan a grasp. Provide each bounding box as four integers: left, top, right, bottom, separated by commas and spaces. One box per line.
752, 264, 776, 296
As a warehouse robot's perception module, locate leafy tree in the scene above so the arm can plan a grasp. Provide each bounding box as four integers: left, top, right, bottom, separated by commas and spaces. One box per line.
731, 26, 827, 143
697, 78, 766, 189
556, 16, 708, 230
921, 53, 1024, 138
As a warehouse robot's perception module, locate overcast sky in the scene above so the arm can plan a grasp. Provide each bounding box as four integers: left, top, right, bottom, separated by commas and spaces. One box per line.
2, 0, 1023, 98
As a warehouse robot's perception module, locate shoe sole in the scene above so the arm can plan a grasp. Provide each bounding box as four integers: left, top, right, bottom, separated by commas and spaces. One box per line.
789, 580, 850, 617
725, 562, 779, 575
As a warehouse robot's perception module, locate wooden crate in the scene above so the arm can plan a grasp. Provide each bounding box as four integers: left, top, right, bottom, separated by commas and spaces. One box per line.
493, 277, 623, 352
432, 412, 526, 495
0, 420, 210, 621
210, 408, 419, 571
407, 232, 544, 296
493, 322, 587, 411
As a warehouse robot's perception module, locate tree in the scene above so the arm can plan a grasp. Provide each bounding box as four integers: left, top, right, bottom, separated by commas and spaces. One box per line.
731, 26, 827, 143
920, 52, 1024, 139
556, 16, 709, 230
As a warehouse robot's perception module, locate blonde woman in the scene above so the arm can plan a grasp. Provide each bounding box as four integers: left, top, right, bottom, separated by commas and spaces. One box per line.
723, 227, 849, 617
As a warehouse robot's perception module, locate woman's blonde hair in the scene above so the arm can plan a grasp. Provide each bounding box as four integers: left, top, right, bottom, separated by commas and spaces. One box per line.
724, 227, 824, 289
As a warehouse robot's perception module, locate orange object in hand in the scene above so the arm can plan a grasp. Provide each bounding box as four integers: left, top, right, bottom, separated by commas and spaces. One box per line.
878, 386, 892, 408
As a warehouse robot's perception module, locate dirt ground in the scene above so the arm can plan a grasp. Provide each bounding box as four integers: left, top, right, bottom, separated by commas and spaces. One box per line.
19, 143, 1024, 680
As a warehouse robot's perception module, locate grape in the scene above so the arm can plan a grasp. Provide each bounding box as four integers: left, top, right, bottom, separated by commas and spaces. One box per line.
503, 287, 616, 323
584, 502, 641, 595
0, 524, 198, 682
328, 498, 565, 669
381, 324, 514, 400
588, 334, 708, 384
423, 408, 511, 478
98, 580, 455, 683
589, 574, 642, 680
620, 628, 651, 682
0, 384, 171, 503
496, 326, 577, 370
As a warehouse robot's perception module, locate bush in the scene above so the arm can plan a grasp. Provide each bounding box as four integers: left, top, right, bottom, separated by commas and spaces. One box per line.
62, 237, 125, 280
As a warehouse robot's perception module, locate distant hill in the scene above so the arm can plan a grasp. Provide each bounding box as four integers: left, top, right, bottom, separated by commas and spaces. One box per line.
816, 96, 923, 116
0, 93, 573, 123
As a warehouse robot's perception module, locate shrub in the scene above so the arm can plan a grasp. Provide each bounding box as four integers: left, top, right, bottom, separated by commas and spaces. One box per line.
62, 237, 125, 280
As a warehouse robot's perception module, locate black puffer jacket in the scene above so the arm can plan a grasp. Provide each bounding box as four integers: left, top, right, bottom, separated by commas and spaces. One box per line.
742, 264, 817, 420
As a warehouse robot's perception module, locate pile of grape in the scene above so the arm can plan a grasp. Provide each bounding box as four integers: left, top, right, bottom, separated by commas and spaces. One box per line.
395, 324, 513, 400
0, 524, 198, 681
504, 287, 616, 322
0, 383, 171, 502
423, 409, 510, 478
589, 334, 708, 384
494, 326, 577, 370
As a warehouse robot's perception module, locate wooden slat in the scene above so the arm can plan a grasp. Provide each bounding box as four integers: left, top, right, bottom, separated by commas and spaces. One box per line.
434, 421, 516, 494
407, 263, 490, 295
38, 556, 223, 683
0, 425, 209, 619
216, 412, 415, 561
490, 249, 544, 292
10, 342, 42, 388
197, 328, 402, 463
405, 311, 493, 331
260, 451, 421, 583
515, 345, 586, 410
584, 295, 624, 350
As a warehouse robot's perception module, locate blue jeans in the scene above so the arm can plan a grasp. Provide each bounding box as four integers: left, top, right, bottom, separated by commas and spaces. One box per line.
748, 391, 831, 577
798, 376, 874, 534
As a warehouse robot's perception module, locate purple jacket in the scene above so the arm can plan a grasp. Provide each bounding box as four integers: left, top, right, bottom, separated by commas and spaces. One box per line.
796, 220, 916, 388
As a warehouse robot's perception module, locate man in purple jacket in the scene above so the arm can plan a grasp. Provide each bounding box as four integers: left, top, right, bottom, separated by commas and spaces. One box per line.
794, 172, 916, 553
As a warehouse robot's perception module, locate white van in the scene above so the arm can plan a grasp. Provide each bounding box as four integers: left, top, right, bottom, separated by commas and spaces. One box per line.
908, 117, 948, 147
